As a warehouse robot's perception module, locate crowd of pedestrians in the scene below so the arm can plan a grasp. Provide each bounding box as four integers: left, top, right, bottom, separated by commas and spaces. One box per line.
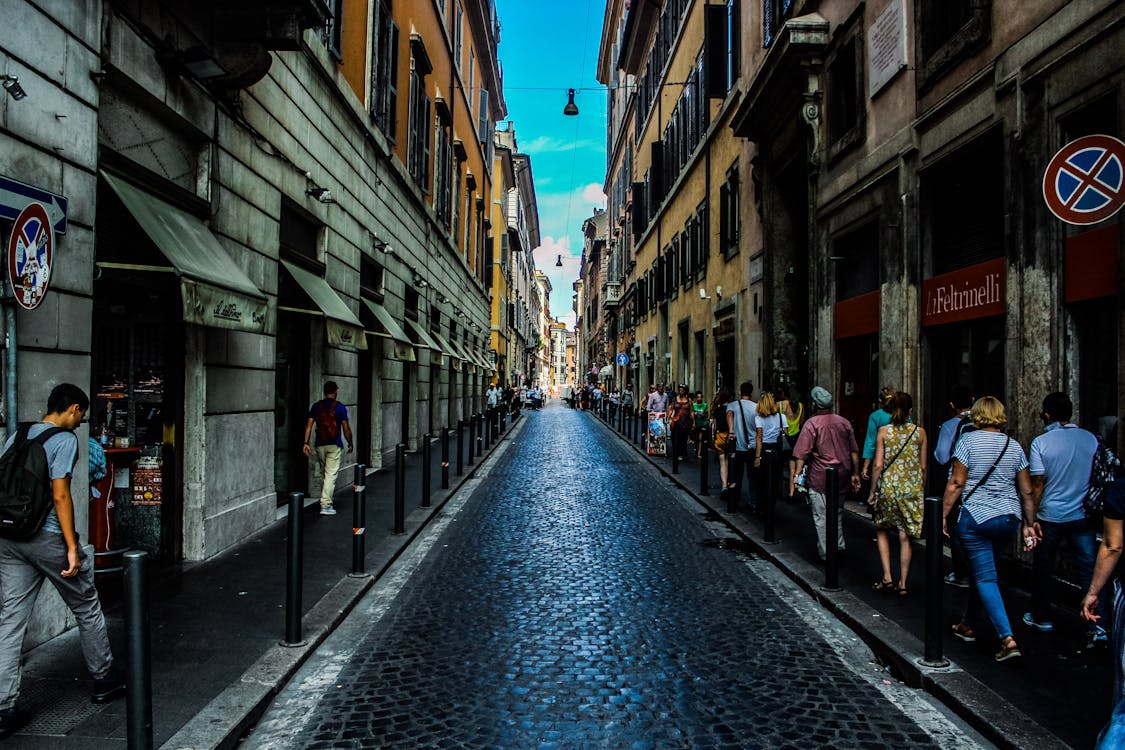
588, 375, 1122, 745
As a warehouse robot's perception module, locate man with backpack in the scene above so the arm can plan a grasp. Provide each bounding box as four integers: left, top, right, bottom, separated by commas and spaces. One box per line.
302, 381, 353, 516
0, 384, 124, 737
933, 384, 975, 588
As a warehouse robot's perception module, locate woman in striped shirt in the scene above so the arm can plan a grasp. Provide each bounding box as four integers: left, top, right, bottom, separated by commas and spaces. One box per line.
942, 396, 1039, 662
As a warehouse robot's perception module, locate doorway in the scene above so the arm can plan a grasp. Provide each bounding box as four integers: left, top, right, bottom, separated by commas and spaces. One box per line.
837, 333, 879, 437
273, 311, 311, 498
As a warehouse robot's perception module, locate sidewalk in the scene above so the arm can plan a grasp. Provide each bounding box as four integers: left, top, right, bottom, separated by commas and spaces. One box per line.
590, 408, 1110, 750
8, 415, 522, 749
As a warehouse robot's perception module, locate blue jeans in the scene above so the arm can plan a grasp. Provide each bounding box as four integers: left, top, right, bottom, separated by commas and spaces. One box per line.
1031, 517, 1100, 626
958, 510, 1020, 640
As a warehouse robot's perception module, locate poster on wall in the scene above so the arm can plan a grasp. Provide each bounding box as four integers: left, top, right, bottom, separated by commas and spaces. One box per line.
647, 410, 667, 456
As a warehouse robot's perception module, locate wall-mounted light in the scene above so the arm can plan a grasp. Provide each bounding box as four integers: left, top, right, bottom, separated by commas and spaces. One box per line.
372, 237, 389, 253
555, 254, 563, 267
699, 287, 710, 300
715, 285, 723, 300
306, 186, 335, 204
563, 88, 579, 117
1, 75, 27, 101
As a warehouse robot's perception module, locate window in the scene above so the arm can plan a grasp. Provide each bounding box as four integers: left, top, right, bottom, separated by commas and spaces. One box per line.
454, 4, 464, 74
405, 287, 419, 320
916, 0, 991, 91
360, 255, 385, 300
826, 32, 864, 159
429, 305, 441, 333
477, 89, 490, 144
763, 0, 794, 48
279, 202, 321, 266
680, 229, 692, 290
434, 119, 452, 229
719, 162, 739, 259
326, 0, 343, 60
371, 0, 399, 140
924, 130, 1004, 275
696, 199, 710, 278
407, 59, 432, 189
704, 2, 737, 98
833, 221, 880, 301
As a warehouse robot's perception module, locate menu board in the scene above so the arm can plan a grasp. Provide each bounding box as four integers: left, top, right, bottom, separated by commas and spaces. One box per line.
132, 467, 162, 506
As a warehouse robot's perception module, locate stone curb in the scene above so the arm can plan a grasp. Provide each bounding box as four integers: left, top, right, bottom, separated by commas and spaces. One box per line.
161, 416, 528, 750
589, 412, 1070, 750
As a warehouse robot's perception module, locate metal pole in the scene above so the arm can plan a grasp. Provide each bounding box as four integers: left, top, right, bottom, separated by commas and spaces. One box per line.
394, 444, 406, 534
456, 419, 464, 474
123, 550, 152, 750
350, 464, 367, 576
482, 411, 490, 450
466, 416, 475, 466
476, 412, 484, 455
441, 427, 450, 489
671, 429, 679, 474
422, 433, 432, 507
763, 449, 777, 544
632, 408, 639, 444
921, 496, 950, 667
823, 467, 841, 591
283, 492, 305, 645
641, 409, 648, 452
700, 424, 710, 495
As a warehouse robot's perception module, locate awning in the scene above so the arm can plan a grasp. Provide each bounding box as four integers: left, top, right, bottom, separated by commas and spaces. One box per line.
280, 261, 366, 350
362, 299, 415, 361
428, 329, 458, 360
448, 339, 471, 362
402, 318, 444, 364
101, 171, 270, 334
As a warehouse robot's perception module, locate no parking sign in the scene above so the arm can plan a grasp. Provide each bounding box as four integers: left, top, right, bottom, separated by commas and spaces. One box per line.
1042, 134, 1125, 225
6, 202, 53, 310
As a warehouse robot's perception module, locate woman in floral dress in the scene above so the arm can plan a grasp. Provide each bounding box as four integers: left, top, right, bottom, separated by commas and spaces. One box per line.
868, 392, 928, 595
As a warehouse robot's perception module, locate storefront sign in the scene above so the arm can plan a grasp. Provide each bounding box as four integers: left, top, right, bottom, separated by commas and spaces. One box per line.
922, 257, 1006, 327
1043, 134, 1125, 225
181, 279, 268, 333
132, 466, 162, 506
867, 0, 906, 97
326, 320, 366, 350
7, 202, 53, 310
834, 290, 880, 339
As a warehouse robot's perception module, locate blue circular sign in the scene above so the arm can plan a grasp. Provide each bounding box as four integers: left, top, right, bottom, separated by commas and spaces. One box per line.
616, 353, 629, 366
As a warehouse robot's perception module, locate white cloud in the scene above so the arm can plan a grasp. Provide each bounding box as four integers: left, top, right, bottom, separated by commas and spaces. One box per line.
557, 311, 577, 331
582, 183, 607, 206
521, 135, 599, 154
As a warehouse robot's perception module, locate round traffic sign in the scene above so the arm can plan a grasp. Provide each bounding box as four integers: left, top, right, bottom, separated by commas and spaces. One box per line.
7, 202, 53, 310
1042, 134, 1125, 225
616, 353, 629, 366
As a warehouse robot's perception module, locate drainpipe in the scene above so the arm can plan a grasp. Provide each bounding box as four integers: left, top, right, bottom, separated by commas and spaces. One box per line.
4, 303, 16, 437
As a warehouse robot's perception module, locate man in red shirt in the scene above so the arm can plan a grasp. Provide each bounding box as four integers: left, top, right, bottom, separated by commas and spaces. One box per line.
791, 386, 861, 559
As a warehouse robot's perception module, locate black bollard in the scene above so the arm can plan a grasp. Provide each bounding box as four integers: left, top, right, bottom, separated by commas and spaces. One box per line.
123, 551, 153, 750
482, 412, 490, 450
394, 444, 406, 534
456, 419, 465, 474
921, 496, 950, 667
422, 433, 432, 507
351, 464, 367, 576
641, 409, 648, 451
441, 427, 450, 489
283, 492, 305, 645
671, 433, 679, 474
700, 425, 710, 496
632, 409, 639, 444
823, 467, 841, 591
466, 416, 476, 466
763, 449, 778, 544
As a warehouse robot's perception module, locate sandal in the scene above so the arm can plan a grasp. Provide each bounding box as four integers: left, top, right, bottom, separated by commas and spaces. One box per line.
995, 638, 1022, 662
951, 623, 976, 643
872, 579, 895, 592
896, 585, 909, 597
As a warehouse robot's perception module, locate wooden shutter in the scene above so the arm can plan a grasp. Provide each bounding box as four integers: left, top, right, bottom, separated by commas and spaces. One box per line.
704, 4, 728, 97
478, 88, 490, 142
386, 21, 400, 141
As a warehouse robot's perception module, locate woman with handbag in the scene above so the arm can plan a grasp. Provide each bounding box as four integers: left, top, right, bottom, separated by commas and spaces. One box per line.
754, 392, 788, 509
867, 392, 927, 596
710, 387, 735, 487
942, 396, 1039, 662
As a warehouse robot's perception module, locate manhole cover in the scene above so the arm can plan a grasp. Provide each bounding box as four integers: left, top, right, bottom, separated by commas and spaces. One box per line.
15, 677, 109, 736
701, 537, 758, 558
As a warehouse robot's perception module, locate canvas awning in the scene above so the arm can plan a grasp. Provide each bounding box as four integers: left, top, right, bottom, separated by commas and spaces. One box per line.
448, 339, 471, 363
402, 318, 444, 364
279, 261, 366, 350
362, 299, 415, 361
101, 171, 270, 334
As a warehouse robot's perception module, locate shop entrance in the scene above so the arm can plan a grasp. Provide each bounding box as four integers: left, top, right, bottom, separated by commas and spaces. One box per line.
273, 310, 311, 498
1071, 297, 1119, 438
837, 334, 879, 437
926, 316, 1006, 429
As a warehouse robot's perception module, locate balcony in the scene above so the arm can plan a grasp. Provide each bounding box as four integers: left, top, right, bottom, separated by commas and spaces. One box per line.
603, 281, 622, 308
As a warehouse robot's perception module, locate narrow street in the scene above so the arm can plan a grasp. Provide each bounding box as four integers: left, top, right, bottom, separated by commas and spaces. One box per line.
244, 403, 987, 749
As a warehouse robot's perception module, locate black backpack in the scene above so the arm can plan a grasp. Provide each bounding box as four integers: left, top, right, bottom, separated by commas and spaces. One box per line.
0, 425, 67, 540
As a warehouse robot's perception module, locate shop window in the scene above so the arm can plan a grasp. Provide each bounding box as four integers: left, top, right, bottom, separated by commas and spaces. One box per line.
719, 161, 740, 259
833, 221, 880, 300
371, 0, 399, 141
279, 202, 321, 268
915, 0, 991, 92
360, 255, 385, 301
826, 30, 865, 161
923, 130, 1004, 276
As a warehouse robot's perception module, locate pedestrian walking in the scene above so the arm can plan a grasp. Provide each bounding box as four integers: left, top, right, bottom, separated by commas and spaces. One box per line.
1024, 392, 1105, 647
670, 385, 693, 462
942, 396, 1038, 662
1082, 476, 1125, 748
790, 387, 861, 559
644, 384, 668, 414
711, 387, 735, 487
753, 391, 788, 509
0, 384, 126, 739
302, 381, 353, 516
861, 387, 897, 481
777, 386, 804, 488
726, 381, 758, 513
933, 384, 976, 588
621, 385, 634, 413
692, 391, 709, 459
867, 392, 927, 596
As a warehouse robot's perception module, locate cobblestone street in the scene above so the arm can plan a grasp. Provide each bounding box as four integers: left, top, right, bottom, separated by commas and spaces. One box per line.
245, 403, 988, 749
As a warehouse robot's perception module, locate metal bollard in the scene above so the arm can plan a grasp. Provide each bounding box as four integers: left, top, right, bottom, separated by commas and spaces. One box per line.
456, 419, 465, 474
763, 449, 778, 544
921, 496, 950, 667
823, 467, 841, 591
700, 425, 710, 496
441, 427, 450, 489
394, 444, 406, 534
283, 492, 305, 645
351, 464, 367, 576
671, 433, 679, 474
632, 409, 639, 444
483, 412, 491, 450
640, 409, 648, 451
123, 551, 153, 750
466, 416, 476, 466
422, 433, 432, 508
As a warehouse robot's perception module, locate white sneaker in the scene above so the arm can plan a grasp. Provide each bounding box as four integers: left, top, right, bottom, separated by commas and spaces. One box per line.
320, 507, 337, 516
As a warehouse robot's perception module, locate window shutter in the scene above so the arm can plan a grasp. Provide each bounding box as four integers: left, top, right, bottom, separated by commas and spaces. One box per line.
386, 22, 400, 140
478, 89, 490, 142
423, 97, 432, 189
704, 4, 728, 98
631, 182, 646, 237
650, 141, 664, 204
328, 0, 344, 61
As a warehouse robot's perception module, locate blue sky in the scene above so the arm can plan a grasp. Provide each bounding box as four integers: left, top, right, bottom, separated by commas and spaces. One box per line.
496, 0, 607, 330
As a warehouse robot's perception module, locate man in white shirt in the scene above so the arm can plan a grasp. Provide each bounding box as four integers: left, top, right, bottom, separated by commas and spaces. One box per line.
726, 381, 758, 513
